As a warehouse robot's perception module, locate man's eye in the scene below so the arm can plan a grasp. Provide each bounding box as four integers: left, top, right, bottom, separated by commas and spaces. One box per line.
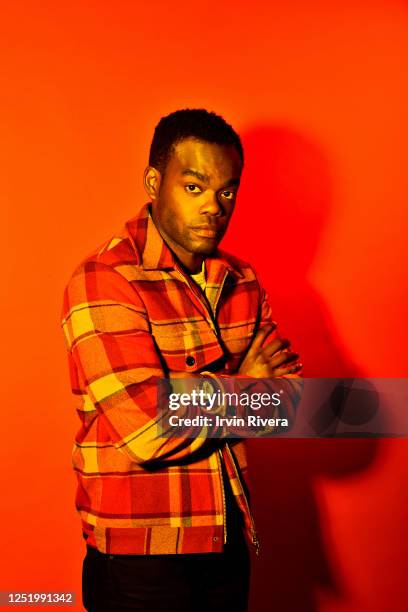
221, 190, 236, 201
185, 184, 201, 194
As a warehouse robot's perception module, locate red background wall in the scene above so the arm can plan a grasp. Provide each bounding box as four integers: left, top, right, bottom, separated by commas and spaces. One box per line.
1, 1, 407, 610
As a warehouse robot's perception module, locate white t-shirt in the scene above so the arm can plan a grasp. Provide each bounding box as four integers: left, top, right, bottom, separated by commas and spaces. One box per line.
190, 260, 207, 293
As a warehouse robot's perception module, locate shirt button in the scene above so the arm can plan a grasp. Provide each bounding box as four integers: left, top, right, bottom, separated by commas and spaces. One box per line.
213, 536, 218, 542
186, 356, 195, 366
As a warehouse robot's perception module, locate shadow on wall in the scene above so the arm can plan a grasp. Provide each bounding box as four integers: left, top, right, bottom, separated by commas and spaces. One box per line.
223, 126, 379, 611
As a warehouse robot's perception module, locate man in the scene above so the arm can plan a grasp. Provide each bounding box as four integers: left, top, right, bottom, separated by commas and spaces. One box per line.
61, 109, 302, 611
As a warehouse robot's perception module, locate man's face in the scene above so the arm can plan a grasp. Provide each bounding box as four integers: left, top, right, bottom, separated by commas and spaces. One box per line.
148, 137, 242, 272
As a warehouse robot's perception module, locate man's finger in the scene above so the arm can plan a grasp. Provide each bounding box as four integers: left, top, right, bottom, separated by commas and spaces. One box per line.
247, 323, 277, 356
272, 362, 303, 377
267, 350, 299, 369
261, 337, 290, 359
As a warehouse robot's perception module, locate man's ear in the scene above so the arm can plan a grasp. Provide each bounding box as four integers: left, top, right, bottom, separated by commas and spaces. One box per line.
143, 166, 161, 200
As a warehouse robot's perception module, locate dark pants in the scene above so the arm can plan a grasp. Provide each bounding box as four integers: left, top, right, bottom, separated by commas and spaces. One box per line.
82, 530, 250, 611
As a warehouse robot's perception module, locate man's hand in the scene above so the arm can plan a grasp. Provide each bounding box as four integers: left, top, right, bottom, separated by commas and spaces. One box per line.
238, 324, 302, 378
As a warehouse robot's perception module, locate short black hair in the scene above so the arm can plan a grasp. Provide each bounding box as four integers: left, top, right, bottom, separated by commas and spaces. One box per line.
149, 108, 244, 174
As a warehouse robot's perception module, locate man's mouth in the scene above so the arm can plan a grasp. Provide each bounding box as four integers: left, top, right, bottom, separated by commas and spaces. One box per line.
190, 226, 219, 239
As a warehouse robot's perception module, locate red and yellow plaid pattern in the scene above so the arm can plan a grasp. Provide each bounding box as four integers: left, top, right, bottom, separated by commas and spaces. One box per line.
61, 203, 281, 554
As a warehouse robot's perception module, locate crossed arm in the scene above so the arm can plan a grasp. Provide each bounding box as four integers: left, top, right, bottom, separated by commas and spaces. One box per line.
62, 262, 302, 468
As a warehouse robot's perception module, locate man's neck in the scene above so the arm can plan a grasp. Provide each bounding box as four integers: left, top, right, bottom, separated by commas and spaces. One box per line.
177, 256, 205, 276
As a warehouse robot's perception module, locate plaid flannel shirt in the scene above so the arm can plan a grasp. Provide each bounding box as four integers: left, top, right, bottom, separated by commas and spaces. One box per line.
61, 203, 296, 555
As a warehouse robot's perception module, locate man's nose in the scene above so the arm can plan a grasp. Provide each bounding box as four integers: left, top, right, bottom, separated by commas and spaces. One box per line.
199, 192, 223, 216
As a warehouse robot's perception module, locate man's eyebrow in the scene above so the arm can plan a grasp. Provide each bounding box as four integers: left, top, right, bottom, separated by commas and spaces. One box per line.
181, 169, 210, 183
223, 178, 241, 188
181, 169, 241, 188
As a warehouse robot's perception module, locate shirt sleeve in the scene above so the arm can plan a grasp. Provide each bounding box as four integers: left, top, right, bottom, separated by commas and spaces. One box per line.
216, 272, 303, 434
61, 260, 222, 467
